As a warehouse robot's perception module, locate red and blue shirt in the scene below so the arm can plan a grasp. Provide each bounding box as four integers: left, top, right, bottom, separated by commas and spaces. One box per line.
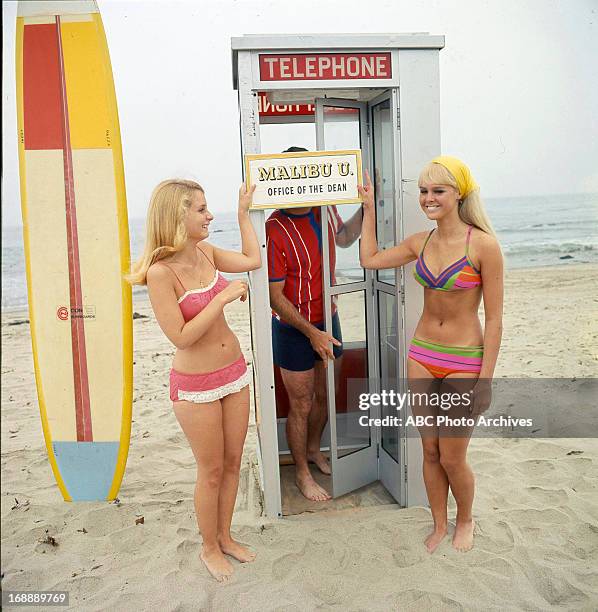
266, 206, 344, 324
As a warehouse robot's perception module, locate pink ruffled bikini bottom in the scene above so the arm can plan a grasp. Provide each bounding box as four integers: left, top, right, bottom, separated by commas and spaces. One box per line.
170, 355, 250, 404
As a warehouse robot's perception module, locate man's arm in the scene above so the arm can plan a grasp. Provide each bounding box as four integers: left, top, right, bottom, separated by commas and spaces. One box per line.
269, 281, 340, 362
335, 207, 363, 248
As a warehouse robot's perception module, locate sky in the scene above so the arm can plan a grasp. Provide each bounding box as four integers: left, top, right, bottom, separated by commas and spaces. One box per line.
2, 0, 597, 227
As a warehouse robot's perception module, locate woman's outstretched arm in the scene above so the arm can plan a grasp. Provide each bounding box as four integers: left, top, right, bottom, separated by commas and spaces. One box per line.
358, 169, 420, 270
212, 184, 261, 273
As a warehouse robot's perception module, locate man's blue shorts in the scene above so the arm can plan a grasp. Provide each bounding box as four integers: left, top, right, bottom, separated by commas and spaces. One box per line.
272, 313, 343, 372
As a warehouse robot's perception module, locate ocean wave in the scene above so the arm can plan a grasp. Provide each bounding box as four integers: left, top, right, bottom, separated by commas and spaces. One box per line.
494, 221, 585, 233
502, 242, 597, 255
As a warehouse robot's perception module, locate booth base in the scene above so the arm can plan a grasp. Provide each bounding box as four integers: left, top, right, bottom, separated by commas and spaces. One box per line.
280, 463, 396, 516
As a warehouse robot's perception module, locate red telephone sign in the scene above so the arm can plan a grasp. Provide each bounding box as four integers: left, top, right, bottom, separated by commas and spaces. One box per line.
259, 53, 392, 81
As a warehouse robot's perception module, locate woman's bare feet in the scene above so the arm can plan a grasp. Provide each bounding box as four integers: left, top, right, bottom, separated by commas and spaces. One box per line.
452, 519, 475, 552
307, 450, 331, 475
296, 473, 331, 501
424, 525, 448, 553
218, 537, 256, 563
200, 546, 233, 582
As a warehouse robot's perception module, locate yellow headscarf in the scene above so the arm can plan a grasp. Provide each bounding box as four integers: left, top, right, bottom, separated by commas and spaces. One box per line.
431, 156, 478, 199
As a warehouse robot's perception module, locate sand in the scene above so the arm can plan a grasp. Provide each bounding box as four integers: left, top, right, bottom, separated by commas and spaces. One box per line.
2, 263, 598, 611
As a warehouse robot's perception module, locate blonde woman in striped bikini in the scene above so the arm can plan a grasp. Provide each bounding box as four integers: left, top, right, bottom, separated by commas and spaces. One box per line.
359, 156, 503, 553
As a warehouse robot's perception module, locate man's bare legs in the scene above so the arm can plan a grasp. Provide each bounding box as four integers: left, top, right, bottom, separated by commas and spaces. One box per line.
305, 358, 342, 475
281, 367, 331, 501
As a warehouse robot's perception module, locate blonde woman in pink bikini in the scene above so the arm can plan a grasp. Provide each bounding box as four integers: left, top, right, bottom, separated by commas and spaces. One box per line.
129, 179, 260, 581
360, 157, 503, 553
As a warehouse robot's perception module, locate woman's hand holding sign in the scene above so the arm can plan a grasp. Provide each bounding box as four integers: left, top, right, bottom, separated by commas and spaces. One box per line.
238, 183, 256, 214
357, 169, 375, 212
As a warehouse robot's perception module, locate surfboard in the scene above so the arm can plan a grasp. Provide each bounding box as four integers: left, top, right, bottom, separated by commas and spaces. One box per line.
16, 1, 132, 501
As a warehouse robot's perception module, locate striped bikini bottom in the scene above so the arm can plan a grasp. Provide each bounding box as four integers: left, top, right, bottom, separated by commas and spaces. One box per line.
408, 337, 483, 379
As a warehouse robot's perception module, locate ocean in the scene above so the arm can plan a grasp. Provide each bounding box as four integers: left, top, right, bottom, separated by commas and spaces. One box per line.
2, 193, 597, 312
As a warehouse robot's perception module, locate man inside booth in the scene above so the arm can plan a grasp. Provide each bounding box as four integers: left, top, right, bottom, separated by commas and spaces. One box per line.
266, 147, 363, 501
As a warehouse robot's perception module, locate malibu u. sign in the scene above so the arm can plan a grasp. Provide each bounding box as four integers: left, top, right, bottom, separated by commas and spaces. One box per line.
245, 149, 363, 210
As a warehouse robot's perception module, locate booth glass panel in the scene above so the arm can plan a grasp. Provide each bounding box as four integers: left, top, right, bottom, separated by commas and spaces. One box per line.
371, 98, 396, 285
317, 98, 377, 498
378, 291, 400, 462
322, 106, 364, 286
331, 203, 364, 285
332, 290, 370, 459
259, 122, 315, 155
322, 106, 361, 149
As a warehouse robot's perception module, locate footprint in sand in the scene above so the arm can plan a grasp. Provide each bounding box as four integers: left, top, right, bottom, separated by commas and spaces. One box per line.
476, 556, 517, 580
232, 524, 257, 541
176, 538, 199, 556
271, 542, 310, 580
54, 575, 104, 599
522, 570, 590, 608
471, 459, 506, 475
176, 526, 195, 538
514, 459, 559, 483
109, 525, 157, 553
502, 507, 570, 526
474, 520, 515, 554
372, 520, 395, 537
524, 485, 569, 507
176, 538, 201, 572
526, 440, 570, 456
303, 577, 352, 607
565, 455, 594, 477
34, 540, 61, 555
149, 488, 189, 501
392, 546, 427, 567
563, 522, 598, 560
390, 590, 462, 610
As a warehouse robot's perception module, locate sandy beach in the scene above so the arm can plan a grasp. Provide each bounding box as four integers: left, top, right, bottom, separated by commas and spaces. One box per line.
2, 263, 597, 611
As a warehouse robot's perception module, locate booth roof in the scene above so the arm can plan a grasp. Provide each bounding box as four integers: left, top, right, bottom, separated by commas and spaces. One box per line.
230, 33, 445, 88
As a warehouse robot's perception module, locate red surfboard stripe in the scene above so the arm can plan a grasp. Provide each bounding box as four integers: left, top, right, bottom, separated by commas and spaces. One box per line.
22, 24, 63, 150
55, 16, 93, 442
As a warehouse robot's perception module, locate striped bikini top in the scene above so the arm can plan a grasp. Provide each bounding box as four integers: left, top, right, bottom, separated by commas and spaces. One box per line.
413, 225, 482, 291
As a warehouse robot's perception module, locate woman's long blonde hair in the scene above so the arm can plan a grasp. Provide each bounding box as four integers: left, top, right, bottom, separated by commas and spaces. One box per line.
126, 179, 204, 286
418, 163, 495, 235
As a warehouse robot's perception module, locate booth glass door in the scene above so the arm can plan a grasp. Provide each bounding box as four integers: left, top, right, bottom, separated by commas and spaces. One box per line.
370, 90, 406, 505
315, 98, 378, 498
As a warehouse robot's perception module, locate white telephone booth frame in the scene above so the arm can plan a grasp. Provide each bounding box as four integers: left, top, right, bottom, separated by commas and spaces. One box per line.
232, 34, 444, 518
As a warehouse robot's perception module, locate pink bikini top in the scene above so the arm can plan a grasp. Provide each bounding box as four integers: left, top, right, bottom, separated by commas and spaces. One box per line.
160, 248, 229, 322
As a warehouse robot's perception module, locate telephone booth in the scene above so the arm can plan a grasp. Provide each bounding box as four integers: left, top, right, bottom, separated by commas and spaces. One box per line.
232, 34, 444, 517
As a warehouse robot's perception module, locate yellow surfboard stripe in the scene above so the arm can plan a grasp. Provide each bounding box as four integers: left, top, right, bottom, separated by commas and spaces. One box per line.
61, 20, 111, 149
